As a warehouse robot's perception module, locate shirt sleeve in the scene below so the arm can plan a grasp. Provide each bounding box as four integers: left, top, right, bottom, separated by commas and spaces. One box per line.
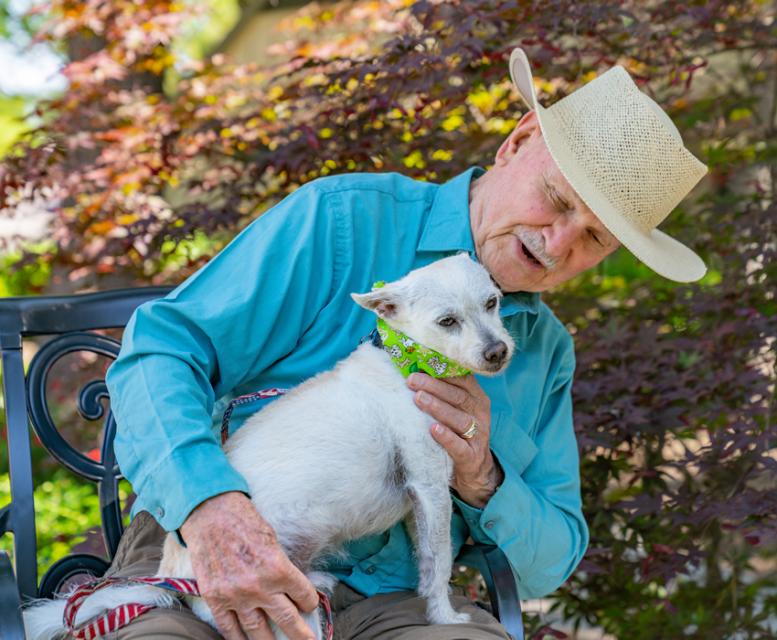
451, 333, 589, 599
105, 183, 346, 531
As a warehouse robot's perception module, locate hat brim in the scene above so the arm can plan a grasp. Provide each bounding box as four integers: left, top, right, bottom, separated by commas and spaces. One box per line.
508, 48, 707, 283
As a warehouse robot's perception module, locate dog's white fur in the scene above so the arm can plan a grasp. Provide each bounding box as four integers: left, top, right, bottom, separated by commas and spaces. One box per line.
24, 253, 514, 639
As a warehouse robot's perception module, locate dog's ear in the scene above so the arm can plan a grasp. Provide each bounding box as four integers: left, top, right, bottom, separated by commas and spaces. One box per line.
351, 288, 400, 319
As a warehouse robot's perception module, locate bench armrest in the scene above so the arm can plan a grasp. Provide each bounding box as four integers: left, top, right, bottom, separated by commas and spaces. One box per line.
457, 543, 523, 640
0, 550, 26, 639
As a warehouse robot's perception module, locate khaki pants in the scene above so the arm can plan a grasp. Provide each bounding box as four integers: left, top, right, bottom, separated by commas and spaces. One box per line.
102, 512, 511, 640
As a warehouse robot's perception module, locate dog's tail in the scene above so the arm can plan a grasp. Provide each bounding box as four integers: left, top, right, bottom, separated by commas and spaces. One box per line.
22, 598, 68, 640
23, 584, 178, 640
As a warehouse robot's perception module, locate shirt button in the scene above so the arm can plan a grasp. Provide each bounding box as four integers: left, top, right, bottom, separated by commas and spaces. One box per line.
155, 507, 165, 519
364, 565, 376, 575
484, 520, 496, 530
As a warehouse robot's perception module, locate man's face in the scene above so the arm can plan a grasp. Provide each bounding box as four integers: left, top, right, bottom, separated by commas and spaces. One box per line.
469, 111, 620, 293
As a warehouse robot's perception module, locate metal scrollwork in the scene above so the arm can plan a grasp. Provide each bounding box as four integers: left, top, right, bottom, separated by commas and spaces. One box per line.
26, 331, 125, 558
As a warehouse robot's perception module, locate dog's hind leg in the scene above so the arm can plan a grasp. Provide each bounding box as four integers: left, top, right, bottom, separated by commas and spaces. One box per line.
156, 534, 219, 629
406, 482, 470, 625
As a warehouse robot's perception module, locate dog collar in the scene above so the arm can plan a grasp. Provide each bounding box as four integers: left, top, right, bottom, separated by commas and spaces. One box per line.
374, 318, 471, 378
369, 280, 470, 378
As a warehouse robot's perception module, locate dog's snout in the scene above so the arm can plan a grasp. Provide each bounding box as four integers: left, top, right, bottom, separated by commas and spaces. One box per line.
483, 341, 508, 365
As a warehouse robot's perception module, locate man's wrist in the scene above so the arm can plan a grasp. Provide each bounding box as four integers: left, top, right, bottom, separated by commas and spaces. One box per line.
180, 490, 255, 542
455, 456, 505, 509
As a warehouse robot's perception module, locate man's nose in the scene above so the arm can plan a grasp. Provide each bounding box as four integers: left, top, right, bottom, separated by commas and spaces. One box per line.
543, 216, 585, 259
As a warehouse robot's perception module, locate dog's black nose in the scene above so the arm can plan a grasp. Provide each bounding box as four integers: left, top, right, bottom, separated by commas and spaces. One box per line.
483, 341, 508, 365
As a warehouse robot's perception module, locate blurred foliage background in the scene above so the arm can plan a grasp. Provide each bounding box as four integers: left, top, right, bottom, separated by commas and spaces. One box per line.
0, 1, 775, 638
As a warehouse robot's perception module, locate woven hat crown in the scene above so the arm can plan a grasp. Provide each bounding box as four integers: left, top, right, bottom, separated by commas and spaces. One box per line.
509, 48, 708, 282
552, 66, 704, 233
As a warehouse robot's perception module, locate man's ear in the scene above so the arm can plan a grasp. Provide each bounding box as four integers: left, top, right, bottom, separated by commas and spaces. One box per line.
494, 109, 539, 167
351, 287, 400, 319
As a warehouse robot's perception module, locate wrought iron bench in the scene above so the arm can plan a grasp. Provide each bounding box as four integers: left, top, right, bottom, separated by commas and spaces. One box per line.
0, 288, 524, 639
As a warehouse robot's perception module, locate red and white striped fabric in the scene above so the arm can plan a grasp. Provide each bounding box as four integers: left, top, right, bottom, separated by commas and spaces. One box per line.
63, 575, 334, 640
63, 576, 198, 639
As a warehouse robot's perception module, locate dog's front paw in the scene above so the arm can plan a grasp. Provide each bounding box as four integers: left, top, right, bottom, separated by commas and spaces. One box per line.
431, 610, 471, 625
427, 599, 471, 626
448, 611, 472, 624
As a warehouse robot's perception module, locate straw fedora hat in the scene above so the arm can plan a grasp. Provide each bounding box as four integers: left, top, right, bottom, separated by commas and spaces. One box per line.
508, 48, 708, 282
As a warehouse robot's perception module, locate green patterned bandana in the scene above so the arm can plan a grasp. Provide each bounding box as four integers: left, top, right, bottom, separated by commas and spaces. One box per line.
370, 281, 471, 378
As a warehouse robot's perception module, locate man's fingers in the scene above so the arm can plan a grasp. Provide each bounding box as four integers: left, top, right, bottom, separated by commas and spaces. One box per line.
431, 423, 470, 460
415, 390, 477, 437
264, 594, 316, 640
445, 374, 489, 403
237, 608, 276, 640
283, 567, 319, 613
408, 373, 473, 410
213, 608, 248, 640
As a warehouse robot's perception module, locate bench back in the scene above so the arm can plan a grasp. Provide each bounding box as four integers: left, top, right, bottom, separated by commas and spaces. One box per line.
0, 287, 172, 600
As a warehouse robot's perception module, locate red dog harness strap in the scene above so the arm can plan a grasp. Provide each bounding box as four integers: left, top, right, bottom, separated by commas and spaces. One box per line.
319, 589, 334, 640
63, 576, 198, 639
63, 576, 334, 640
220, 387, 288, 444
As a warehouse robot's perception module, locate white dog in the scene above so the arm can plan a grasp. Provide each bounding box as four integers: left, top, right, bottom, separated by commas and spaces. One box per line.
24, 253, 514, 640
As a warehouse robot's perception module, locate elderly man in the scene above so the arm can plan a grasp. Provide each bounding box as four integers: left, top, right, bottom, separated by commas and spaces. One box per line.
104, 49, 707, 640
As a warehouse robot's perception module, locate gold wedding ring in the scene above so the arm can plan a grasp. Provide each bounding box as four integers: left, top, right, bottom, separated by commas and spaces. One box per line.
461, 419, 478, 439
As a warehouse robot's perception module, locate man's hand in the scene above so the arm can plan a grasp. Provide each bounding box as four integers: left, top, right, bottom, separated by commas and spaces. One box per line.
179, 491, 319, 640
408, 373, 504, 509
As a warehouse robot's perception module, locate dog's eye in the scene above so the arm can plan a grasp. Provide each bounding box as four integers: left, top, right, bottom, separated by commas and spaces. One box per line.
438, 317, 458, 327
485, 297, 497, 311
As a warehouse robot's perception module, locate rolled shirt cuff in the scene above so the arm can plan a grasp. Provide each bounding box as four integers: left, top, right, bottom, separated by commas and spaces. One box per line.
130, 442, 251, 531
451, 466, 531, 559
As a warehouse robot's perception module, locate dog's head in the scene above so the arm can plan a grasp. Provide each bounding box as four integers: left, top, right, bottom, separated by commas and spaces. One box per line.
352, 254, 515, 375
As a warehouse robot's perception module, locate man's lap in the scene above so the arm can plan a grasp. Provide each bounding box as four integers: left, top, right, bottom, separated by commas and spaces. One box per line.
333, 589, 510, 640
101, 512, 509, 640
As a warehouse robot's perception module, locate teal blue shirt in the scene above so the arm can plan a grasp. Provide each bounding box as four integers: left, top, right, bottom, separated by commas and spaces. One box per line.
105, 167, 588, 600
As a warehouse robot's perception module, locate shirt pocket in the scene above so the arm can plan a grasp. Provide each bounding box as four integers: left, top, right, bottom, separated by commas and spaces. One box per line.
490, 410, 539, 475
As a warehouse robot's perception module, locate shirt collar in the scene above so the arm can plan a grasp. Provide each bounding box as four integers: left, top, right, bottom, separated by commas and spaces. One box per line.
417, 166, 485, 254
417, 166, 541, 324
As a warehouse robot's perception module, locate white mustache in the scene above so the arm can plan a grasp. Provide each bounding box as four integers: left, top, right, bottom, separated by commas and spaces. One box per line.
515, 227, 557, 270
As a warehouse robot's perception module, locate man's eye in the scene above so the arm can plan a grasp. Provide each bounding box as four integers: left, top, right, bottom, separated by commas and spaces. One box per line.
438, 317, 458, 327
589, 230, 604, 247
485, 297, 497, 311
